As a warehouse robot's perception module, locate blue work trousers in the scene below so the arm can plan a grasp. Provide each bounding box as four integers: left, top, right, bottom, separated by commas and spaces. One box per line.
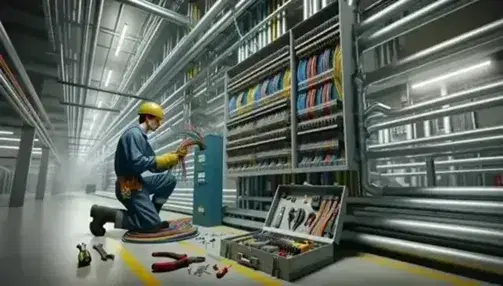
115, 172, 176, 230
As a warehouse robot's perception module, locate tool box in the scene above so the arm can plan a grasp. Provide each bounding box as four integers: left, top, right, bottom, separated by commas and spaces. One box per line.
220, 184, 347, 281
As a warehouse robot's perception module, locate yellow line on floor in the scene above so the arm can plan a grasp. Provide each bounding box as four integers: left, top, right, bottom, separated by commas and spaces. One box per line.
108, 240, 161, 286
359, 253, 481, 286
178, 241, 282, 286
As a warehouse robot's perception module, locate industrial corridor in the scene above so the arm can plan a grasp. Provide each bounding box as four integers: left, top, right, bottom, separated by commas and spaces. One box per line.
1, 0, 503, 285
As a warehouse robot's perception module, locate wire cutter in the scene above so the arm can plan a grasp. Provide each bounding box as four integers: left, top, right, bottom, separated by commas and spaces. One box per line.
151, 252, 206, 273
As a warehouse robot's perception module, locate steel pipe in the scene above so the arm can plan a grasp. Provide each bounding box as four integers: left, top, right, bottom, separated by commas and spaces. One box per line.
348, 196, 503, 215
360, 0, 478, 51
342, 231, 503, 275
376, 156, 503, 170
367, 95, 503, 133
378, 167, 503, 177
115, 0, 192, 27
368, 125, 503, 150
59, 101, 120, 112
382, 186, 503, 199
0, 21, 55, 131
57, 80, 144, 100
76, 0, 104, 150
357, 0, 416, 33
366, 18, 503, 86
346, 215, 503, 247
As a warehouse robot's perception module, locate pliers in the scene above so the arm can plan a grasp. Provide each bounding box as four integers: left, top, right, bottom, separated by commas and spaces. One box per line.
151, 252, 206, 273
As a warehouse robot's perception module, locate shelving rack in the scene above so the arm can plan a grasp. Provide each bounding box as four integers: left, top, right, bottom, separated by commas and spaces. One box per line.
222, 0, 357, 229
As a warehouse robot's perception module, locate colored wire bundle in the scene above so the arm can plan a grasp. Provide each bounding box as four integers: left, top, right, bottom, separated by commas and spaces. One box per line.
333, 46, 343, 100
176, 125, 205, 180
228, 68, 291, 116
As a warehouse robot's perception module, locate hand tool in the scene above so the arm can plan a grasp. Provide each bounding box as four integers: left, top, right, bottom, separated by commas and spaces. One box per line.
292, 240, 314, 253
93, 243, 115, 261
309, 198, 327, 234
288, 208, 296, 229
311, 196, 321, 210
304, 212, 316, 227
213, 264, 219, 271
273, 206, 286, 228
292, 208, 306, 231
216, 265, 232, 279
77, 243, 92, 268
151, 252, 206, 273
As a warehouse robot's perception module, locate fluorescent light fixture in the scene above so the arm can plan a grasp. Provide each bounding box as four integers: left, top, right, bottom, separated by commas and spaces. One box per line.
348, 0, 353, 6
0, 145, 41, 151
411, 60, 492, 89
0, 131, 13, 135
104, 70, 113, 87
115, 24, 129, 57
0, 137, 39, 142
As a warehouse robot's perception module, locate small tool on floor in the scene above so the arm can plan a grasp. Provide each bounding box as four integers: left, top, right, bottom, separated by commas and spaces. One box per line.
93, 244, 115, 261
77, 243, 92, 268
216, 265, 231, 279
151, 252, 206, 273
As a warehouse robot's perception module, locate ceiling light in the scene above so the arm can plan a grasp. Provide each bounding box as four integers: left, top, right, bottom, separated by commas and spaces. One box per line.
115, 24, 129, 57
0, 131, 13, 135
411, 60, 492, 89
104, 70, 113, 87
0, 145, 41, 151
0, 137, 20, 142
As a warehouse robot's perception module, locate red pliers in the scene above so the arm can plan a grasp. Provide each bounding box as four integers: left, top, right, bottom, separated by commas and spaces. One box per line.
151, 252, 206, 273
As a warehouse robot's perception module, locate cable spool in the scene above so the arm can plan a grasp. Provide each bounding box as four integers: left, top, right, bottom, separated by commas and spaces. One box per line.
236, 91, 244, 114
307, 88, 316, 118
229, 96, 237, 116
283, 69, 291, 88
297, 92, 306, 114
254, 83, 262, 105
261, 79, 269, 98
316, 87, 323, 106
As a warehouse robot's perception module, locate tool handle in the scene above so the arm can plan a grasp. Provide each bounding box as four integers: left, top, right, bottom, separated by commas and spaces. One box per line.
93, 244, 108, 261
151, 258, 190, 273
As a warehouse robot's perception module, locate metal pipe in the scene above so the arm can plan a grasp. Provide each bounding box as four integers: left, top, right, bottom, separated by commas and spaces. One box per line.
57, 80, 145, 100
0, 73, 59, 162
42, 0, 56, 51
342, 231, 503, 275
357, 0, 415, 33
76, 0, 94, 144
376, 155, 503, 170
369, 125, 503, 150
76, 0, 103, 150
382, 186, 503, 199
59, 101, 120, 112
425, 157, 435, 186
368, 135, 503, 158
366, 79, 503, 119
0, 21, 55, 131
378, 168, 503, 177
347, 196, 503, 215
366, 18, 503, 86
115, 0, 192, 27
367, 95, 503, 132
347, 215, 503, 247
360, 0, 478, 51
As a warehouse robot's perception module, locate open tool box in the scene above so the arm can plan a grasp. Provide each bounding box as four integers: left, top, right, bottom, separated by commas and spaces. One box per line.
220, 184, 347, 281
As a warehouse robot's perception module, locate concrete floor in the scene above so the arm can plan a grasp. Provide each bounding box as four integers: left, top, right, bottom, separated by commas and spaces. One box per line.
0, 193, 492, 285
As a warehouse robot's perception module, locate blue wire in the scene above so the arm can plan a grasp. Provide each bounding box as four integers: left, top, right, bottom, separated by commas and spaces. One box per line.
316, 87, 323, 105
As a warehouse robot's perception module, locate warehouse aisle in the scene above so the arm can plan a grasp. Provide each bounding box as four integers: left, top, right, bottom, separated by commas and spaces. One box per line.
0, 194, 491, 285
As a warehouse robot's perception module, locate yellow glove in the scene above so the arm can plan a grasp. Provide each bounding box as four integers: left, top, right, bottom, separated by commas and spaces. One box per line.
155, 153, 179, 169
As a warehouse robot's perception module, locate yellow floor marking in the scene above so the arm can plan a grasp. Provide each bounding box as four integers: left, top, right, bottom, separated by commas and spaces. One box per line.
178, 241, 282, 286
108, 240, 161, 286
359, 253, 481, 286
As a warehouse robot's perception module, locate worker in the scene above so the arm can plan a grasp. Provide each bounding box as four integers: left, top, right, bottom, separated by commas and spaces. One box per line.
89, 102, 188, 236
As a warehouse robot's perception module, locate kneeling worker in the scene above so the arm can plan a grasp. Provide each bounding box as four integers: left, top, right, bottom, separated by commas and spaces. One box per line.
89, 102, 188, 236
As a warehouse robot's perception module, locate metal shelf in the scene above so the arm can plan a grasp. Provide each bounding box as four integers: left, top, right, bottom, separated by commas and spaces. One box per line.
228, 167, 293, 177
298, 69, 334, 92
227, 127, 289, 147
227, 136, 288, 151
293, 163, 349, 173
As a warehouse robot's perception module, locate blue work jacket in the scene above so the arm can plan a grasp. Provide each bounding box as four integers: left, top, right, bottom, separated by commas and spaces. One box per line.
114, 126, 158, 178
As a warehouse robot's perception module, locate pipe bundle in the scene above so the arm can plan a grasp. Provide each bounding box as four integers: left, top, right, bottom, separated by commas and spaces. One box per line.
303, 0, 331, 20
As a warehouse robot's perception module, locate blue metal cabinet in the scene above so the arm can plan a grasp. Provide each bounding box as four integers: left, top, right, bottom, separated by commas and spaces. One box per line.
192, 135, 223, 226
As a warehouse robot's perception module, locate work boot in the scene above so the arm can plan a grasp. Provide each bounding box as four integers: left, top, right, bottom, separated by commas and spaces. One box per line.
89, 205, 118, 237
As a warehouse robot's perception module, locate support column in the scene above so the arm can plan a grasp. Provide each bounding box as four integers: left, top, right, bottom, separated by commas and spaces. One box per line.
9, 126, 35, 207
35, 147, 50, 200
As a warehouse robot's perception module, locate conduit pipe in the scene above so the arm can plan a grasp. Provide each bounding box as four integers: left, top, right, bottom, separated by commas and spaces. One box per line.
367, 95, 503, 133
342, 232, 503, 275
98, 0, 252, 142
0, 21, 55, 131
359, 0, 478, 51
365, 79, 503, 119
382, 186, 503, 199
376, 155, 503, 170
348, 196, 503, 215
76, 0, 95, 143
366, 18, 503, 86
42, 0, 56, 51
0, 74, 60, 162
356, 0, 416, 33
368, 125, 503, 150
346, 215, 503, 247
76, 0, 104, 150
115, 0, 192, 27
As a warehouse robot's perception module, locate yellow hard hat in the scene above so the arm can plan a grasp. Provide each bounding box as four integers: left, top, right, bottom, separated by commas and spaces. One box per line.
138, 102, 163, 120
